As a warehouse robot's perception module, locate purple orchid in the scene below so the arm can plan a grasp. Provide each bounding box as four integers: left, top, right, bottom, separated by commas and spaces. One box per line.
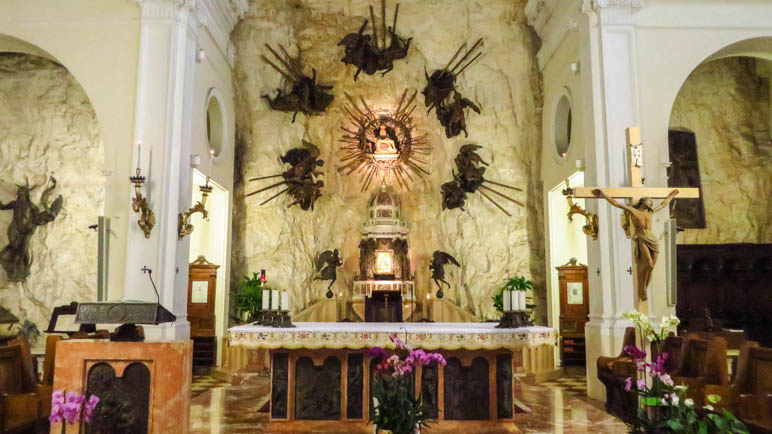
367, 346, 388, 360
624, 377, 633, 391
49, 389, 65, 424
623, 345, 647, 361
84, 395, 100, 423
49, 389, 100, 430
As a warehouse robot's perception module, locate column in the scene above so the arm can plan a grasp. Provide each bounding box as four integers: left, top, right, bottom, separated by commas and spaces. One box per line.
123, 0, 198, 340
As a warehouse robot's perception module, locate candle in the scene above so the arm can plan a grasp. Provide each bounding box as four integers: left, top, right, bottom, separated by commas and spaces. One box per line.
210, 148, 215, 165
503, 290, 511, 311
281, 291, 289, 311
519, 291, 526, 311
136, 141, 142, 170
512, 290, 519, 311
260, 269, 266, 283
271, 289, 280, 310
262, 289, 269, 310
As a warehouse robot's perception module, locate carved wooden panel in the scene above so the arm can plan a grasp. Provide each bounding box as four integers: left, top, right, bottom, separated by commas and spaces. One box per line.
443, 357, 489, 420
346, 353, 364, 419
86, 362, 150, 434
271, 353, 289, 419
295, 356, 341, 420
496, 354, 513, 419
668, 129, 705, 228
420, 365, 438, 419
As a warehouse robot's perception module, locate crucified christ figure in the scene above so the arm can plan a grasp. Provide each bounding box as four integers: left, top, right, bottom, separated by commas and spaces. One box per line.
593, 188, 678, 302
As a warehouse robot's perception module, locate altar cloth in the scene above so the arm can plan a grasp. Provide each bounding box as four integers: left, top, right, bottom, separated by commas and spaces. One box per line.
228, 321, 555, 351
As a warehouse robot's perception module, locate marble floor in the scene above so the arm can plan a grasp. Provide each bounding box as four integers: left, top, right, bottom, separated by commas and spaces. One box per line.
189, 367, 629, 433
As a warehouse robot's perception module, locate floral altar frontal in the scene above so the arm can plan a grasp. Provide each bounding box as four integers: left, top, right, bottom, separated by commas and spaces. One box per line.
229, 322, 556, 433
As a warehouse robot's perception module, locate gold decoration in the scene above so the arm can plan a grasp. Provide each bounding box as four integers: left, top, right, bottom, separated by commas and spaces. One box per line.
562, 180, 598, 240
338, 90, 430, 191
178, 178, 212, 240
130, 168, 155, 239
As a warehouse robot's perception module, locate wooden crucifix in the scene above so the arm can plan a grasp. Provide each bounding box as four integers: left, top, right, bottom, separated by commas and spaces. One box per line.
570, 127, 700, 309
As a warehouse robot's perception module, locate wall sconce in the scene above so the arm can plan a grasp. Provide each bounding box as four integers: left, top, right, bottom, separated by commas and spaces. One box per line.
131, 143, 155, 238
178, 177, 212, 240
562, 179, 598, 240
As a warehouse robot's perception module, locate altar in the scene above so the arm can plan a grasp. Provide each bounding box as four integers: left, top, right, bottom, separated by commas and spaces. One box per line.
228, 322, 556, 432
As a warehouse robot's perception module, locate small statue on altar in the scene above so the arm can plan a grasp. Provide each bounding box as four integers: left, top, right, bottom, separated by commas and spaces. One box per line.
315, 249, 343, 298
0, 176, 63, 281
429, 250, 460, 299
593, 188, 679, 301
373, 124, 399, 154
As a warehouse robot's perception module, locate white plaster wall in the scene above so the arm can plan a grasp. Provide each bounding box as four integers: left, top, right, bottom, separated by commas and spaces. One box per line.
231, 0, 546, 321
0, 54, 104, 338
670, 57, 772, 244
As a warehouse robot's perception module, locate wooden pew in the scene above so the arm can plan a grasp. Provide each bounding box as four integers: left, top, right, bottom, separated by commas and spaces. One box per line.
731, 344, 772, 432
596, 327, 638, 423
672, 335, 730, 407
0, 339, 42, 433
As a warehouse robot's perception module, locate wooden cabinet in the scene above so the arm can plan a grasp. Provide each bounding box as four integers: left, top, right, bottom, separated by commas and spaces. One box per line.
556, 258, 589, 365
188, 256, 219, 368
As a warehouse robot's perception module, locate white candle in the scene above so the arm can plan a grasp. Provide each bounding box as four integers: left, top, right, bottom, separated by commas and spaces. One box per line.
262, 289, 269, 310
512, 291, 519, 310
503, 290, 511, 311
519, 291, 527, 311
271, 289, 280, 310
210, 148, 215, 166
137, 141, 142, 170
281, 291, 289, 311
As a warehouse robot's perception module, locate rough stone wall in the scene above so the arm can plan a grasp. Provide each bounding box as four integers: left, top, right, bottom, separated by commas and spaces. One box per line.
0, 53, 104, 338
231, 0, 545, 321
670, 57, 771, 244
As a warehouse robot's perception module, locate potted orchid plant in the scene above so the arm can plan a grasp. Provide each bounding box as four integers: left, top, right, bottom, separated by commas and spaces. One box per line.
367, 333, 447, 434
621, 309, 749, 433
49, 389, 100, 433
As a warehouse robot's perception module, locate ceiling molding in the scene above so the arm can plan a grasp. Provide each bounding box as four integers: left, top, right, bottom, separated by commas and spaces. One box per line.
525, 0, 584, 70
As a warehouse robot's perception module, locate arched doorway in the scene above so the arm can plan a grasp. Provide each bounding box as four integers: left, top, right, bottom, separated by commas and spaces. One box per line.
0, 45, 105, 347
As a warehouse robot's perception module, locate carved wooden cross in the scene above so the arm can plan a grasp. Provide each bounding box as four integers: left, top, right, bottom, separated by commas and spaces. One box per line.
571, 127, 700, 311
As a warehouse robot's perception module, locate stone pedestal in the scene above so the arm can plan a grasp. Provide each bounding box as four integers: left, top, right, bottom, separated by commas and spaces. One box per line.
51, 339, 193, 434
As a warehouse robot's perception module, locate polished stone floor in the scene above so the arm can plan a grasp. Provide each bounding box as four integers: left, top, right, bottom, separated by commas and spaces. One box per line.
189, 366, 628, 433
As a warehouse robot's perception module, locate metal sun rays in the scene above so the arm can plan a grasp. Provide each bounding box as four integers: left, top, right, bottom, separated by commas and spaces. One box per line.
338, 89, 430, 192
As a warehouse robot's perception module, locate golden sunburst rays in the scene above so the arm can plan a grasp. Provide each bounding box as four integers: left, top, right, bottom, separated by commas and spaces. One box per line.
337, 89, 430, 192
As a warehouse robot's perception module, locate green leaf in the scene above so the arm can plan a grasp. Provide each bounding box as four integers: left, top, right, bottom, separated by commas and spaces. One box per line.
666, 420, 684, 431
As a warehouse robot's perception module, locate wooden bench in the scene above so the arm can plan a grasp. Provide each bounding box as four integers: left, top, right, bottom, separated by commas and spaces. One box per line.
596, 327, 638, 423
732, 344, 772, 432
672, 335, 729, 407
0, 339, 47, 433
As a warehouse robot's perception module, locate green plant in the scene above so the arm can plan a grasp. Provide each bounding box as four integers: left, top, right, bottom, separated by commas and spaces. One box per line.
492, 276, 534, 313
230, 273, 264, 322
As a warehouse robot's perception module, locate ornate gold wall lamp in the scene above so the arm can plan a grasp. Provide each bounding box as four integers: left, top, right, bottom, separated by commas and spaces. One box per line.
131, 142, 155, 238
178, 177, 212, 240
562, 180, 598, 240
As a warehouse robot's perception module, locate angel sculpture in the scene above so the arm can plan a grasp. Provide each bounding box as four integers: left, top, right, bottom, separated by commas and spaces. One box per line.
422, 38, 483, 138
315, 249, 343, 299
429, 250, 460, 299
0, 176, 63, 281
261, 44, 333, 122
441, 145, 525, 217
246, 141, 325, 211
338, 1, 411, 81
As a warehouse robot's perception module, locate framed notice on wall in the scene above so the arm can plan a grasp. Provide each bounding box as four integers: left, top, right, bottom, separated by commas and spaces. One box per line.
567, 282, 584, 305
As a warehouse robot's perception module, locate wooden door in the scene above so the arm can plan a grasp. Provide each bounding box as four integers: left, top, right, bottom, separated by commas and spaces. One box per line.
557, 258, 589, 365
188, 256, 219, 337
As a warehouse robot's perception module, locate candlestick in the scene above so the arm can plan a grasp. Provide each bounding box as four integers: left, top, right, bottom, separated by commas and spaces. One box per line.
262, 289, 269, 310
503, 290, 511, 311
271, 289, 280, 310
281, 291, 289, 311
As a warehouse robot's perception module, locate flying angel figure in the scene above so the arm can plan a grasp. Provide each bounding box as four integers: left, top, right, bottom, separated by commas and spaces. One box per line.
315, 249, 343, 299
429, 250, 460, 299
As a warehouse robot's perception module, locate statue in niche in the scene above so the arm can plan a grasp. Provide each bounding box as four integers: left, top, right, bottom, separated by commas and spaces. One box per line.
261, 44, 334, 122
358, 238, 378, 280
593, 188, 679, 301
315, 249, 343, 299
372, 124, 399, 154
392, 238, 409, 280
429, 250, 460, 299
0, 176, 63, 282
422, 38, 483, 138
338, 1, 411, 81
246, 141, 325, 211
441, 145, 524, 217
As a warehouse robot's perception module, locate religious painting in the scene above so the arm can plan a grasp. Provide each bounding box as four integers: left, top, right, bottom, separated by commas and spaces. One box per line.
668, 129, 706, 228
190, 281, 209, 304
567, 282, 584, 305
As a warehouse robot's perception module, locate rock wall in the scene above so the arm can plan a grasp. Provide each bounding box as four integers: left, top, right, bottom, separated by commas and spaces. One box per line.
670, 57, 771, 244
0, 53, 104, 339
231, 0, 545, 321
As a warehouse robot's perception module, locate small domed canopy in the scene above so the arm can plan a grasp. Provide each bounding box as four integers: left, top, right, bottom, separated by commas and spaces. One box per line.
361, 183, 409, 237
